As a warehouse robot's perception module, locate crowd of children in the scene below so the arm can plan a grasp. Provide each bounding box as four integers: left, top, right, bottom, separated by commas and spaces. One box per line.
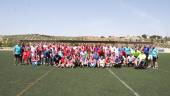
13, 42, 159, 69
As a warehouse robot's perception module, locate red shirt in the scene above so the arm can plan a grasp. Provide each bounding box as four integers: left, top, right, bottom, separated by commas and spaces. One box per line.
105, 57, 109, 64
61, 57, 65, 64
121, 50, 126, 57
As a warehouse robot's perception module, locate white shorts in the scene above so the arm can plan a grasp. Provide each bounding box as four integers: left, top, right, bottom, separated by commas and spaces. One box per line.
100, 63, 105, 67
106, 63, 111, 66
148, 55, 153, 60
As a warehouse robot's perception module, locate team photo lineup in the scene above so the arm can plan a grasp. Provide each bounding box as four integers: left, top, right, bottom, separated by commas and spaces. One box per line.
1, 0, 170, 96
14, 42, 158, 69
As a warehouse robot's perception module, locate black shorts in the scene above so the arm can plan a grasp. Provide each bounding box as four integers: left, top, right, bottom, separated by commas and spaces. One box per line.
153, 57, 157, 62
145, 53, 149, 57
15, 54, 20, 58
126, 54, 130, 57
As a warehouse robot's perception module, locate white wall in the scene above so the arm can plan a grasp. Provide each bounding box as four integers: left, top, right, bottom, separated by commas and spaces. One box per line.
0, 47, 12, 51
158, 48, 170, 53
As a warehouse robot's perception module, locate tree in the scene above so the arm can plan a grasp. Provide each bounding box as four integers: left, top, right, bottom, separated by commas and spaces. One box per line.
150, 35, 162, 40
100, 36, 105, 38
141, 34, 147, 39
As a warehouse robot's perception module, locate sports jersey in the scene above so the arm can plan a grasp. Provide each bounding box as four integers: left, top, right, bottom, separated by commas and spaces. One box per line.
133, 50, 141, 57
138, 53, 146, 60
14, 45, 21, 55
115, 48, 119, 56
151, 48, 158, 58
125, 47, 131, 55
144, 47, 149, 54
58, 51, 63, 57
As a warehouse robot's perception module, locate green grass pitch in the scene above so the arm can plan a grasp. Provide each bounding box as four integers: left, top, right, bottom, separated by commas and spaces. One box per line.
0, 51, 170, 96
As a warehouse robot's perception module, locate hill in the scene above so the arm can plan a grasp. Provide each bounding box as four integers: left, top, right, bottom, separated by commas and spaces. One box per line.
0, 34, 169, 47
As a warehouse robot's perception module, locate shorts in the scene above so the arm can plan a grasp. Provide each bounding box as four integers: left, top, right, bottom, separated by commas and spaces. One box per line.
145, 53, 149, 57
152, 57, 157, 62
82, 63, 88, 65
126, 54, 130, 57
90, 63, 96, 67
106, 63, 111, 66
145, 53, 149, 60
128, 61, 132, 64
32, 61, 38, 65
66, 64, 74, 67
15, 54, 20, 58
148, 55, 153, 60
100, 63, 105, 67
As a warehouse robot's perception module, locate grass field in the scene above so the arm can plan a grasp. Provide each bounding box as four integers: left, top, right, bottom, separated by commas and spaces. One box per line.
0, 51, 170, 96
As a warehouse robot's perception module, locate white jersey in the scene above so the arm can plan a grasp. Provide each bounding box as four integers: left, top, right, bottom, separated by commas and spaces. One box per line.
99, 59, 105, 64
99, 59, 105, 67
30, 46, 36, 57
115, 47, 119, 56
110, 46, 115, 53
31, 46, 36, 53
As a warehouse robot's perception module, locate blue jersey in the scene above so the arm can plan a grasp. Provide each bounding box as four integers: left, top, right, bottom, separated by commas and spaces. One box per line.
118, 47, 124, 52
151, 48, 158, 58
125, 47, 131, 55
115, 57, 121, 64
149, 48, 153, 55
93, 53, 99, 60
44, 50, 50, 57
144, 47, 149, 54
14, 45, 21, 55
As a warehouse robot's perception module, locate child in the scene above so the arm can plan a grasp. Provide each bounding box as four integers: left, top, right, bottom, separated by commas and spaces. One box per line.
114, 56, 122, 68
99, 57, 105, 68
126, 55, 135, 67
110, 55, 115, 67
60, 56, 66, 68
89, 58, 96, 68
22, 48, 31, 65
23, 49, 28, 64
66, 58, 74, 68
105, 56, 111, 68
31, 54, 40, 68
81, 56, 88, 67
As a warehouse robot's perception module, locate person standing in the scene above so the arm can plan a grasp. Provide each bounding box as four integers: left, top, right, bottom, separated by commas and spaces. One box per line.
151, 46, 159, 69
13, 43, 21, 65
143, 45, 150, 66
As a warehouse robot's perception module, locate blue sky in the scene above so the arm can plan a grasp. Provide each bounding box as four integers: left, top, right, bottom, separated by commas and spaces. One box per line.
0, 0, 169, 36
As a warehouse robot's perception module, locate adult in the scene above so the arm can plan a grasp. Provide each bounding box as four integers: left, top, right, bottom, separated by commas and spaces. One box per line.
13, 43, 21, 65
151, 46, 158, 69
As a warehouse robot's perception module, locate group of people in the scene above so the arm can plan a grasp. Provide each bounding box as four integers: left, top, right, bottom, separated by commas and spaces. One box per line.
13, 42, 159, 69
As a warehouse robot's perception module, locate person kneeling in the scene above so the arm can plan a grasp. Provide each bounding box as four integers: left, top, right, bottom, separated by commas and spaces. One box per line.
31, 55, 40, 68
126, 55, 135, 67
135, 51, 146, 69
89, 58, 96, 68
66, 58, 75, 68
59, 56, 66, 68
114, 56, 122, 68
105, 56, 112, 68
98, 57, 105, 68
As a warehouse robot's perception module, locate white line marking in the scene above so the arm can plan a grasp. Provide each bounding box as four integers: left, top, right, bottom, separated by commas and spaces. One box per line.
107, 69, 140, 96
16, 68, 54, 96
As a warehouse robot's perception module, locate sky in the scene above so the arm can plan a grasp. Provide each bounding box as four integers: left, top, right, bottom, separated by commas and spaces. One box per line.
0, 0, 170, 36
